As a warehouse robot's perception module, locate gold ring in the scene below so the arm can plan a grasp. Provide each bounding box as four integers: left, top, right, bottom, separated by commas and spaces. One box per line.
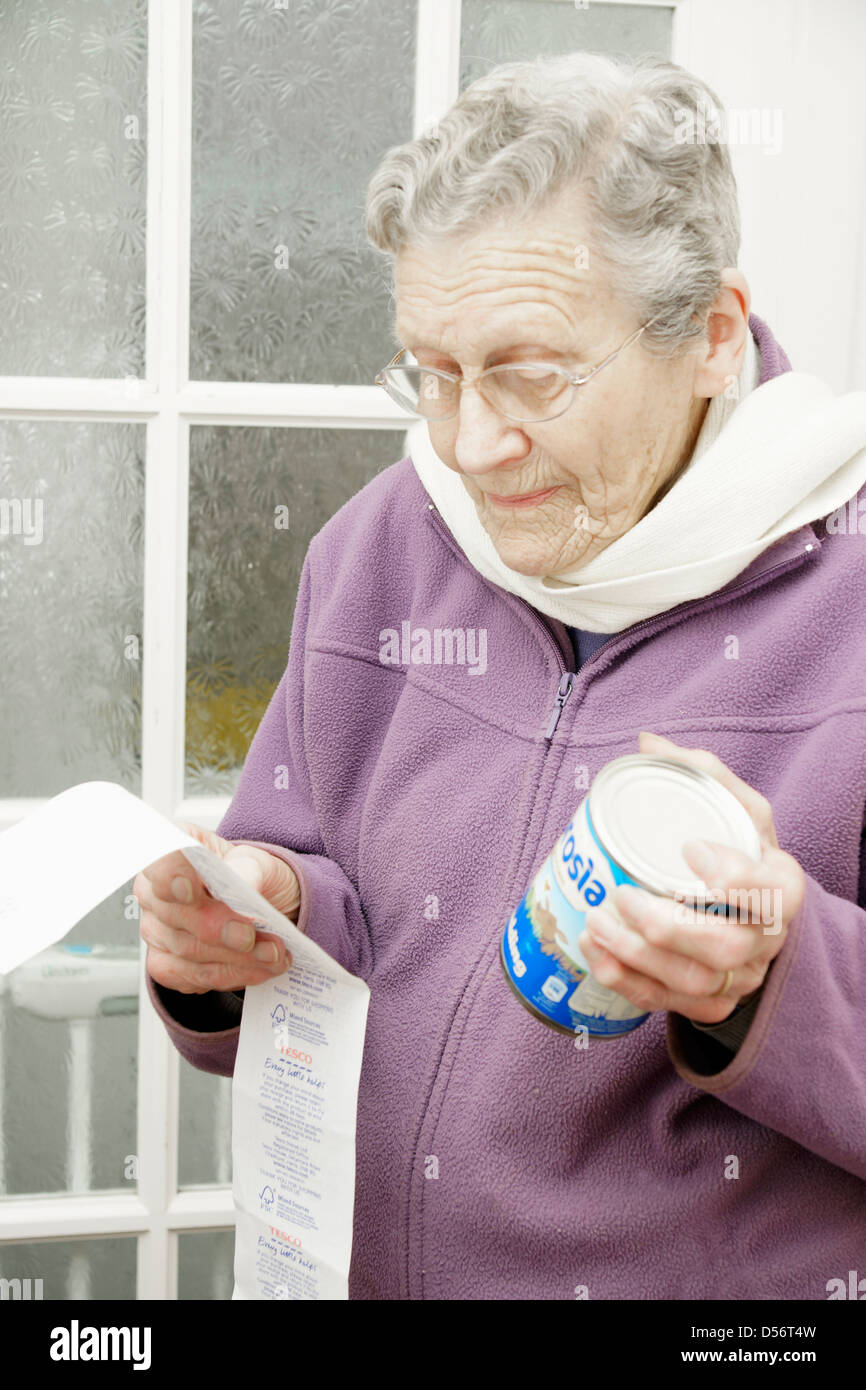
710, 968, 734, 998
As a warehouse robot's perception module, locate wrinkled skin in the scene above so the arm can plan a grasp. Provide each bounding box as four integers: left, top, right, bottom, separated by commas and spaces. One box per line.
394, 183, 750, 577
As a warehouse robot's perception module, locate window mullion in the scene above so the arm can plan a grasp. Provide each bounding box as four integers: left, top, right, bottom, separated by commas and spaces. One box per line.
414, 0, 462, 135
136, 0, 193, 1303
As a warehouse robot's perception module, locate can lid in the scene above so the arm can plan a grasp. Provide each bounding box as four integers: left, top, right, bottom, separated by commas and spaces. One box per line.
588, 755, 763, 901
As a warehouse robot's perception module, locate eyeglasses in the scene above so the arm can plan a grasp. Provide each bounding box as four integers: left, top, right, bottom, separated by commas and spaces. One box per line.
374, 319, 658, 424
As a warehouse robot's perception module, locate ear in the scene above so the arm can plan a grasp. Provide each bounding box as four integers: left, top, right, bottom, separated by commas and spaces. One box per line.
691, 270, 752, 400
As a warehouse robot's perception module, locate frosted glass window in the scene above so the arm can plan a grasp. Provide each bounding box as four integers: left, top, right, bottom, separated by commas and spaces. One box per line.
0, 884, 139, 1197
184, 425, 402, 796
459, 0, 673, 88
178, 1228, 236, 1300
0, 421, 145, 798
0, 1237, 137, 1300
190, 0, 416, 385
179, 1067, 232, 1190
0, 0, 147, 377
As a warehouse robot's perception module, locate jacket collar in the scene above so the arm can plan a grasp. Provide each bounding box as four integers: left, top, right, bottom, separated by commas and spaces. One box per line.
544, 519, 823, 669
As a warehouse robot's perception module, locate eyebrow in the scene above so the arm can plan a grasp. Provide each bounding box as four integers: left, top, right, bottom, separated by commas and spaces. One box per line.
391, 334, 579, 364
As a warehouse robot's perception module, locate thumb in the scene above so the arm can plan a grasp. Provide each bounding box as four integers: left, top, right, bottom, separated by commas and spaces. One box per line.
224, 845, 301, 921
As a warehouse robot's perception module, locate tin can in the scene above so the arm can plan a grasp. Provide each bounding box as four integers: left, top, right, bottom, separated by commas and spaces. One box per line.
499, 755, 763, 1038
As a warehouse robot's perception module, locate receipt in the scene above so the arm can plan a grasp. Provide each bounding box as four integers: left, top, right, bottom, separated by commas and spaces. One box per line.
0, 781, 370, 1299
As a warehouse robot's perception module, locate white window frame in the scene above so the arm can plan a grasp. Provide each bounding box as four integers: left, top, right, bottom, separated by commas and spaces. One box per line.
0, 0, 688, 1300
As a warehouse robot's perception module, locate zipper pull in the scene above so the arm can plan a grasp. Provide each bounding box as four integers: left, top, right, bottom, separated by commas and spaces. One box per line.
545, 672, 576, 741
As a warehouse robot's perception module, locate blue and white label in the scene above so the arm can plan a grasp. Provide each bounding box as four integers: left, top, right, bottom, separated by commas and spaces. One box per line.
501, 799, 650, 1037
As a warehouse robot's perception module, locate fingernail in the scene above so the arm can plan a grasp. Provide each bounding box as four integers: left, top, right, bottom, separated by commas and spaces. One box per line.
253, 942, 279, 963
222, 921, 255, 951
171, 876, 193, 903
683, 840, 718, 877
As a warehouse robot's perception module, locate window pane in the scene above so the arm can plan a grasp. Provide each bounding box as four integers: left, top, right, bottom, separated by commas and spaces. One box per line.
0, 421, 144, 798
178, 1228, 235, 1299
184, 426, 402, 796
0, 1236, 137, 1300
459, 0, 673, 87
0, 0, 147, 377
178, 1068, 232, 1189
189, 0, 416, 384
1, 886, 139, 1197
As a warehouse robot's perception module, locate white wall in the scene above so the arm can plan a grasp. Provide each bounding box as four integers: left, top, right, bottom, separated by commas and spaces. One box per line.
681, 0, 866, 392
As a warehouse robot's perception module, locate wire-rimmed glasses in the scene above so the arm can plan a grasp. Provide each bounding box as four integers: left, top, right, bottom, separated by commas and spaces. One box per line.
374, 319, 659, 424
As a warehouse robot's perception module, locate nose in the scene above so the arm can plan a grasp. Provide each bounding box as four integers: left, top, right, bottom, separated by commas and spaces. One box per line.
452, 383, 531, 476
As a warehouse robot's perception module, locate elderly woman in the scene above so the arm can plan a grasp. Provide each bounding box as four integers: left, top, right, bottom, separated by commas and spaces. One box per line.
137, 52, 866, 1300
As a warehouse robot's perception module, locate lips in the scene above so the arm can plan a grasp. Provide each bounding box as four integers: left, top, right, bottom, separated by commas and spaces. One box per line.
486, 485, 560, 506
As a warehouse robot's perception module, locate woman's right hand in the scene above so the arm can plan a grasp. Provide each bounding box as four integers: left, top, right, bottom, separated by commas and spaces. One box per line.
134, 823, 301, 995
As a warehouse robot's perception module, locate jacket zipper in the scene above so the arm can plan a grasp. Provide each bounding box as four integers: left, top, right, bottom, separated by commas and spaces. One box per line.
506, 587, 578, 739
424, 503, 579, 741
508, 594, 579, 740
545, 671, 576, 739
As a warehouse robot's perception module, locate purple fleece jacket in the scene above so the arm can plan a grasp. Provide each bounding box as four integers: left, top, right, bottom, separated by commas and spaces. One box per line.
147, 314, 866, 1299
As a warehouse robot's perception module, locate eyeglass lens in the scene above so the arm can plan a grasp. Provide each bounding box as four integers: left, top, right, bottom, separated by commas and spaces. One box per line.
384, 364, 573, 422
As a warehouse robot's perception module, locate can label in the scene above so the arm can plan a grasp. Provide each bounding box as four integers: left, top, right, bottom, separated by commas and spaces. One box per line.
500, 797, 650, 1037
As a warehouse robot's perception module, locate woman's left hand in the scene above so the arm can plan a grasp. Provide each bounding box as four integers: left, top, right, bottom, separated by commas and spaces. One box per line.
577, 732, 807, 1024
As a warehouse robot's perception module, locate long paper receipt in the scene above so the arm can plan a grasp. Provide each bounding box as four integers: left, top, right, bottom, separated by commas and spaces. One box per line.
0, 781, 371, 1300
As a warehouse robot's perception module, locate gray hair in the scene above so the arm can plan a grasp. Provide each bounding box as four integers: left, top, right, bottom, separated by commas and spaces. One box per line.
364, 51, 741, 355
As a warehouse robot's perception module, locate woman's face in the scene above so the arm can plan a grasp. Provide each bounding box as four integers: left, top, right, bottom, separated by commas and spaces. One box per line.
394, 189, 749, 576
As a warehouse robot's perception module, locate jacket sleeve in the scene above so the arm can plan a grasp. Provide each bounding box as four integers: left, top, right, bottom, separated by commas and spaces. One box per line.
675, 820, 866, 1063
684, 984, 764, 1055
145, 550, 373, 1077
667, 832, 866, 1182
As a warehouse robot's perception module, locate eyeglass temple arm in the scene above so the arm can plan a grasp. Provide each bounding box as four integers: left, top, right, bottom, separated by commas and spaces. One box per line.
375, 349, 409, 385
571, 318, 659, 385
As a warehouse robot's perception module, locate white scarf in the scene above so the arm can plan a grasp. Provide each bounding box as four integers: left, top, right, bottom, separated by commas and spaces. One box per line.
406, 330, 866, 632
